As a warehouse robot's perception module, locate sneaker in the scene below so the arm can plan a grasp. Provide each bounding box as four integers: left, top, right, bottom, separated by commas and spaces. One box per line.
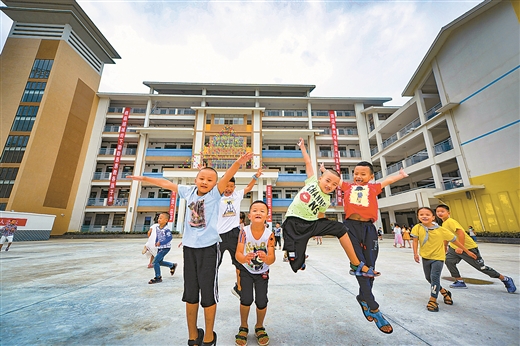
503, 276, 517, 293
449, 280, 467, 289
5, 248, 8, 251
231, 283, 241, 299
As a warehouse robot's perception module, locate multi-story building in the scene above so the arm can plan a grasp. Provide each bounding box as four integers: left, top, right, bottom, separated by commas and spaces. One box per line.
1, 0, 518, 236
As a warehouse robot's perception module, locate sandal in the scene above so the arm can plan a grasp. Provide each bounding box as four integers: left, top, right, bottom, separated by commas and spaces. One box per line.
148, 276, 162, 284
235, 327, 248, 346
202, 331, 217, 346
441, 289, 453, 305
355, 296, 374, 322
255, 327, 269, 346
427, 300, 439, 312
365, 309, 393, 334
349, 262, 381, 278
188, 328, 204, 346
170, 263, 178, 276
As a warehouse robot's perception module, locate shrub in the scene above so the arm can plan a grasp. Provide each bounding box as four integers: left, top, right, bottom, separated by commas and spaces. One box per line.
477, 231, 520, 238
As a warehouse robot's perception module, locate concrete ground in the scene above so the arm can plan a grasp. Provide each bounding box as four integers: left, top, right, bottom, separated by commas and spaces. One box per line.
0, 237, 518, 346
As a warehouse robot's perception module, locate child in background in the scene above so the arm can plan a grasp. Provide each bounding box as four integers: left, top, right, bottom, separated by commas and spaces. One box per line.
129, 152, 253, 346
436, 204, 516, 293
234, 200, 275, 346
148, 212, 177, 284
402, 226, 411, 248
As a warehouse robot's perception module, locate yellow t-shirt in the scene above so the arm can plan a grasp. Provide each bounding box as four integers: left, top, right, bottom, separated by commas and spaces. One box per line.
411, 224, 456, 261
442, 218, 477, 250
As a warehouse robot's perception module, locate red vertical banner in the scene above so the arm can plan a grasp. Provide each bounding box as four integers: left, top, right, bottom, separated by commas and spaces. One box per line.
107, 107, 131, 206
169, 191, 177, 223
266, 184, 272, 223
328, 110, 343, 206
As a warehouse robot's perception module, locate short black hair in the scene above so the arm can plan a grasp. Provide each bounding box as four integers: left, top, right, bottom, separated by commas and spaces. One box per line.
198, 166, 218, 178
325, 168, 340, 178
436, 204, 450, 212
249, 200, 269, 211
416, 207, 435, 216
356, 161, 374, 174
229, 177, 236, 183
159, 211, 171, 219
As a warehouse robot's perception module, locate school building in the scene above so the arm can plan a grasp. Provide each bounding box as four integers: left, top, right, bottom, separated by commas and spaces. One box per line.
0, 0, 518, 236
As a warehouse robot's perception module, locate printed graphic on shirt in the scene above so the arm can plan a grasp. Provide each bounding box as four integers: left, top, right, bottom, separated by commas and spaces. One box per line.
349, 185, 370, 207
188, 199, 206, 228
299, 184, 327, 215
245, 241, 267, 271
222, 198, 237, 218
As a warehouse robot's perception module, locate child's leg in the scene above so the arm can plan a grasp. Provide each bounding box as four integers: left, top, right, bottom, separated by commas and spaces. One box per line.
203, 304, 216, 343
186, 302, 200, 340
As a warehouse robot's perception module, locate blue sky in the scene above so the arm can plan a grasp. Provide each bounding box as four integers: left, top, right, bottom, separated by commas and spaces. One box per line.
0, 0, 481, 105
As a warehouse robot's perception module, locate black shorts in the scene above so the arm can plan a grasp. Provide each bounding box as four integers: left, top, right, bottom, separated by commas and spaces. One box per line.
182, 243, 219, 307
239, 268, 269, 309
218, 227, 241, 268
282, 216, 348, 272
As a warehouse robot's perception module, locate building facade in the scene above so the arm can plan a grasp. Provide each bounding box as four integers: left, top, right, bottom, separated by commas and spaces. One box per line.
1, 0, 518, 235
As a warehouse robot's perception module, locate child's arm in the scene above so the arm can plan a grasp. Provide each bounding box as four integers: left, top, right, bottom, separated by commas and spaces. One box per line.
413, 238, 420, 263
128, 175, 178, 192
244, 167, 263, 194
450, 238, 477, 259
258, 233, 276, 265
235, 230, 254, 264
297, 137, 314, 178
453, 227, 467, 254
218, 152, 254, 194
380, 168, 408, 188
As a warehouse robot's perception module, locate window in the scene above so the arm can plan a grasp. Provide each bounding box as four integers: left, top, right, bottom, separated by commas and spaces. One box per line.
22, 82, 47, 102
285, 167, 296, 174
0, 135, 30, 163
180, 145, 192, 149
284, 146, 296, 150
268, 146, 280, 150
29, 59, 53, 79
112, 214, 125, 227
0, 167, 19, 198
285, 190, 298, 199
158, 189, 171, 198
272, 189, 281, 199
0, 203, 6, 211
148, 191, 155, 198
11, 106, 38, 132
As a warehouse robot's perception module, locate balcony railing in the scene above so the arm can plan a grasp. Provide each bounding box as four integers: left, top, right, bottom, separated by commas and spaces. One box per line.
138, 198, 171, 207
434, 138, 453, 155
339, 150, 361, 158
369, 123, 375, 132
405, 150, 429, 167
277, 174, 307, 182
338, 128, 358, 136
98, 148, 137, 155
370, 146, 379, 156
145, 149, 193, 157
107, 107, 146, 114
425, 102, 442, 120
262, 150, 302, 158
93, 172, 132, 180
152, 108, 195, 115
80, 225, 127, 232
386, 161, 403, 175
265, 110, 308, 117
382, 134, 398, 149
87, 198, 128, 206
341, 173, 350, 181
398, 118, 421, 137
443, 178, 464, 190
374, 171, 383, 180
103, 125, 138, 133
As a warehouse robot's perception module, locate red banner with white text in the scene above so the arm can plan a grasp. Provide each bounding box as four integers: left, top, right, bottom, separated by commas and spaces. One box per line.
328, 110, 343, 206
169, 191, 177, 224
107, 107, 131, 206
266, 184, 272, 222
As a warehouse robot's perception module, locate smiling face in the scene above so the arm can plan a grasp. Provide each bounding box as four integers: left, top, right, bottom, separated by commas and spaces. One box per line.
223, 181, 236, 196
435, 206, 450, 221
417, 208, 435, 227
352, 165, 374, 185
195, 168, 218, 195
318, 170, 340, 194
248, 202, 268, 226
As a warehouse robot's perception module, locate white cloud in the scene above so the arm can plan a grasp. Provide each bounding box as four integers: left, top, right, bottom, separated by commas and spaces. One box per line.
1, 0, 480, 105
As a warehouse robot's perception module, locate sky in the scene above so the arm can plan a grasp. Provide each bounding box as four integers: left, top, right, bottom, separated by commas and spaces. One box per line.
0, 0, 482, 106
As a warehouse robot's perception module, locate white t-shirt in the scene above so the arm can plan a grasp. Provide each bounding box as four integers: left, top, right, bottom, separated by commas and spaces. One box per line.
217, 190, 245, 234
240, 225, 272, 274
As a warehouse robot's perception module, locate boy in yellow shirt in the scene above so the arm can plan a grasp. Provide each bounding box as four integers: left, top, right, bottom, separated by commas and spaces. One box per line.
411, 207, 477, 312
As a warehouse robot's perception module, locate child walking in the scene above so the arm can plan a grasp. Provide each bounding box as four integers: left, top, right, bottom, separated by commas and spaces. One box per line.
340, 161, 408, 334
435, 204, 516, 293
282, 139, 373, 277
148, 212, 178, 284
129, 152, 253, 346
234, 200, 275, 346
411, 207, 477, 312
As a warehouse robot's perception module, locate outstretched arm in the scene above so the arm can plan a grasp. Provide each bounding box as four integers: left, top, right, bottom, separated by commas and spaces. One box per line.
381, 168, 408, 188
298, 137, 314, 178
218, 152, 254, 194
244, 167, 263, 194
451, 238, 477, 259
128, 175, 178, 193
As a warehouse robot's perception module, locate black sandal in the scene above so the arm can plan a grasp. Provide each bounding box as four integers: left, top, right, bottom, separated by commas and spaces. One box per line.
235, 327, 248, 346
441, 289, 453, 305
202, 331, 217, 346
255, 327, 269, 346
148, 276, 162, 284
188, 328, 204, 346
170, 263, 178, 276
427, 300, 439, 312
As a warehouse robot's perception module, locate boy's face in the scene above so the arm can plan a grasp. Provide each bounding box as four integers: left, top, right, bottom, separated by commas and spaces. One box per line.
195, 169, 218, 195
318, 171, 340, 194
353, 166, 373, 185
435, 207, 450, 221
418, 209, 435, 224
223, 181, 236, 196
157, 213, 169, 225
248, 203, 268, 225
276, 223, 280, 228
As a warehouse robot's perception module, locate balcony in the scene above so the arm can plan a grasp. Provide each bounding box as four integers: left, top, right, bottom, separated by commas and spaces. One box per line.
443, 177, 464, 190
138, 198, 171, 207
142, 172, 165, 178
382, 134, 398, 149
339, 150, 361, 158
277, 174, 307, 182
152, 108, 195, 115
80, 225, 125, 232
99, 148, 137, 156
265, 198, 293, 207
425, 102, 442, 120
262, 150, 302, 158
93, 172, 132, 180
434, 138, 453, 155
341, 173, 350, 181
87, 198, 128, 206
404, 150, 429, 167
146, 149, 193, 157
398, 118, 421, 138
103, 125, 138, 133
370, 146, 379, 156
386, 161, 403, 175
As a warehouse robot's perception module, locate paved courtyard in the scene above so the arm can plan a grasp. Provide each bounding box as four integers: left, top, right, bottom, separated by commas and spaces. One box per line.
0, 237, 518, 345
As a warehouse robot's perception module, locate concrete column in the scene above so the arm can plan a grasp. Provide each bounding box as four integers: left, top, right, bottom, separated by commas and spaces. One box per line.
445, 113, 471, 185
257, 177, 265, 200
308, 134, 317, 174
422, 128, 436, 161
415, 90, 427, 124
415, 191, 431, 208
307, 101, 312, 129
144, 99, 152, 127
354, 103, 370, 160
124, 133, 149, 232
431, 58, 449, 104
388, 209, 396, 226
193, 109, 205, 168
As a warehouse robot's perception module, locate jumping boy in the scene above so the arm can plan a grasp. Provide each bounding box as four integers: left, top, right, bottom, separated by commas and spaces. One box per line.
282, 138, 373, 278
412, 207, 477, 312
234, 200, 275, 346
0, 219, 17, 252
340, 161, 408, 334
435, 204, 516, 293
129, 151, 253, 346
217, 167, 262, 299
148, 212, 177, 284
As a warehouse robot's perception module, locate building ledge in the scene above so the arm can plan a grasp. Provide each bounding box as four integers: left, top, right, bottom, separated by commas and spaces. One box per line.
433, 184, 485, 197
436, 102, 459, 113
